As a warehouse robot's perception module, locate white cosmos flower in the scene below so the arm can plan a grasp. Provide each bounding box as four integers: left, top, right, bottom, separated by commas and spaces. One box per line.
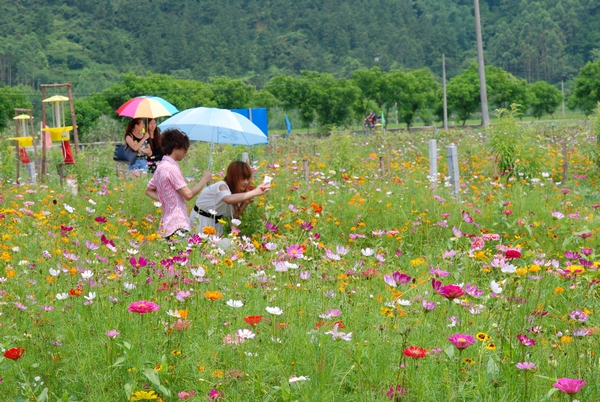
124, 282, 136, 290
56, 293, 68, 300
361, 248, 374, 256
86, 207, 96, 213
231, 218, 241, 226
395, 299, 411, 306
63, 203, 74, 213
324, 323, 353, 341
49, 268, 60, 277
166, 310, 181, 318
84, 292, 96, 300
490, 280, 503, 294
153, 202, 162, 207
127, 249, 138, 255
289, 375, 310, 383
190, 267, 206, 277
88, 199, 97, 205
284, 262, 298, 269
501, 264, 517, 274
80, 270, 93, 279
237, 328, 255, 339
226, 299, 244, 308
266, 306, 283, 315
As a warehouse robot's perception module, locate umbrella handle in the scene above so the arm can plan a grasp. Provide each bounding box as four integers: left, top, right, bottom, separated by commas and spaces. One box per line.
208, 142, 214, 170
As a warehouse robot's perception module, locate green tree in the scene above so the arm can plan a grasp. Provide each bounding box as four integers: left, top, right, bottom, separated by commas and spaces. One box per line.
0, 86, 32, 131
446, 65, 481, 125
265, 75, 315, 131
396, 68, 440, 128
209, 77, 255, 109
527, 81, 562, 119
305, 71, 360, 129
568, 60, 600, 115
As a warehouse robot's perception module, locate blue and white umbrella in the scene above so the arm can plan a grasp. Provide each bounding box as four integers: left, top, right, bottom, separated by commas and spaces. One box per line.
158, 107, 268, 146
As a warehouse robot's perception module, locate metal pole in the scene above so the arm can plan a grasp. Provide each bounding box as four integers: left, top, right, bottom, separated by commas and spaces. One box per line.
474, 0, 490, 126
442, 55, 448, 131
447, 144, 460, 196
41, 86, 47, 180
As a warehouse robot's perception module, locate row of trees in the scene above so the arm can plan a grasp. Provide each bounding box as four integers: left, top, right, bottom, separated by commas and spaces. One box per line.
4, 58, 600, 136
1, 1, 599, 91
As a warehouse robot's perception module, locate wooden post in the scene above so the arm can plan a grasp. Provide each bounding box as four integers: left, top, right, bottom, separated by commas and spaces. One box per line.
66, 84, 79, 153
303, 158, 309, 182
41, 86, 47, 180
442, 54, 448, 131
14, 139, 20, 183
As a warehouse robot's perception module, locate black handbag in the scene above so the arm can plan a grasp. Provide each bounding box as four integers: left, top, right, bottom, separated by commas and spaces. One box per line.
113, 144, 137, 164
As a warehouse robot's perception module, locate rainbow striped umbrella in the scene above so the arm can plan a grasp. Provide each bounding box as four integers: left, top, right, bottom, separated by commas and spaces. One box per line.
116, 96, 179, 118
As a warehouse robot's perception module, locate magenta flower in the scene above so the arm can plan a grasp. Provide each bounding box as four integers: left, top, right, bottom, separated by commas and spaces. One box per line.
505, 248, 521, 259
94, 216, 108, 223
552, 378, 587, 395
128, 300, 160, 314
432, 278, 465, 299
129, 256, 148, 268
516, 334, 535, 346
286, 244, 304, 259
569, 309, 589, 322
516, 362, 536, 370
208, 389, 222, 400
447, 333, 476, 349
383, 271, 412, 287
265, 222, 278, 233
300, 221, 314, 231
386, 384, 407, 400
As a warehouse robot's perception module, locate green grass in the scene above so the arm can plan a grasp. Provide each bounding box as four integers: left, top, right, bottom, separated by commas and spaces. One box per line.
0, 124, 598, 401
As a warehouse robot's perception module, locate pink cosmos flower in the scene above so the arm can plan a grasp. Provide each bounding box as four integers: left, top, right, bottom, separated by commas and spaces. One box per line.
105, 329, 120, 338
552, 378, 586, 395
516, 362, 536, 370
447, 333, 476, 349
516, 334, 535, 346
177, 390, 196, 400
129, 256, 148, 268
128, 300, 160, 314
286, 244, 304, 259
432, 278, 465, 299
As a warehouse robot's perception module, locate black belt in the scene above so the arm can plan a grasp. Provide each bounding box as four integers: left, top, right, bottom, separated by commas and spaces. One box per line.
193, 205, 223, 221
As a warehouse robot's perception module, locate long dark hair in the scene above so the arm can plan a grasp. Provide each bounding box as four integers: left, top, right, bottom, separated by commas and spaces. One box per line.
147, 118, 162, 157
124, 118, 143, 140
224, 161, 253, 193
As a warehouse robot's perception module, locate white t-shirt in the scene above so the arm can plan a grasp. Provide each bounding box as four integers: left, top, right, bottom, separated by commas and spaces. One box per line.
190, 180, 233, 234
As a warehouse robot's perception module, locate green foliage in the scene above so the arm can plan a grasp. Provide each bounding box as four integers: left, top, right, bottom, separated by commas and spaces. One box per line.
396, 69, 440, 128
488, 104, 541, 180
0, 86, 32, 130
527, 81, 563, 119
568, 60, 600, 115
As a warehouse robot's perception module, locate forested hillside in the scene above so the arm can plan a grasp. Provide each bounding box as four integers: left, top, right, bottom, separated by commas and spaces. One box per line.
0, 0, 598, 93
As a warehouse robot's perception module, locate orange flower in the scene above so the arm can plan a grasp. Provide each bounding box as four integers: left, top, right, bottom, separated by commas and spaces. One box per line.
204, 291, 223, 301
310, 203, 323, 214
203, 226, 217, 235
69, 288, 83, 296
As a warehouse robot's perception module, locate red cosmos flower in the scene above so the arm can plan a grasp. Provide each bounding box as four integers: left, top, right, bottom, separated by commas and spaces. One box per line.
333, 320, 346, 329
4, 346, 25, 360
431, 278, 465, 299
94, 216, 107, 223
69, 288, 83, 296
310, 203, 323, 214
505, 248, 521, 259
243, 315, 263, 326
403, 346, 427, 359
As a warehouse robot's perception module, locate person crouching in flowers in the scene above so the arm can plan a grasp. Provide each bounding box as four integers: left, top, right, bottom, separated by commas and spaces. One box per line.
191, 161, 270, 235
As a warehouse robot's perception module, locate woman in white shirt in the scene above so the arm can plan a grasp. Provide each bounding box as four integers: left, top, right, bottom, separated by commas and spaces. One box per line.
191, 161, 269, 235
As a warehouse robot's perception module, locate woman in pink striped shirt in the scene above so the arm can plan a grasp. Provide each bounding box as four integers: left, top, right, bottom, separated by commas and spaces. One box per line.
145, 129, 212, 239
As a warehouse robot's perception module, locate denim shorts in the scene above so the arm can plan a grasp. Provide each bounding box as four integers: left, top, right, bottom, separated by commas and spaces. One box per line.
129, 158, 148, 171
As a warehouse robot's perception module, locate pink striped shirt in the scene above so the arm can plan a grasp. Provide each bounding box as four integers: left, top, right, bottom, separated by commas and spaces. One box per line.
147, 156, 189, 237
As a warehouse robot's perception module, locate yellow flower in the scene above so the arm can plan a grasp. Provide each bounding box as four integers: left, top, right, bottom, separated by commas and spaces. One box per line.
203, 226, 217, 235
462, 358, 475, 365
554, 287, 565, 294
484, 343, 496, 350
476, 332, 491, 342
212, 370, 224, 378
130, 390, 158, 401
560, 336, 573, 344
171, 349, 181, 356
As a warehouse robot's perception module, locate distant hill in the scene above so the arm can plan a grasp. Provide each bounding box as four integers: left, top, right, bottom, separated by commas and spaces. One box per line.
0, 0, 597, 93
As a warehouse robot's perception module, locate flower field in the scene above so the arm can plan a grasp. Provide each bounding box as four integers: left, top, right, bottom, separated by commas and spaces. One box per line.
0, 122, 599, 401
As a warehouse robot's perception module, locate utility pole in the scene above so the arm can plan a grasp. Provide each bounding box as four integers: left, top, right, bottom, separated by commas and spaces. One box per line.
474, 0, 489, 126
561, 80, 565, 115
442, 54, 448, 131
